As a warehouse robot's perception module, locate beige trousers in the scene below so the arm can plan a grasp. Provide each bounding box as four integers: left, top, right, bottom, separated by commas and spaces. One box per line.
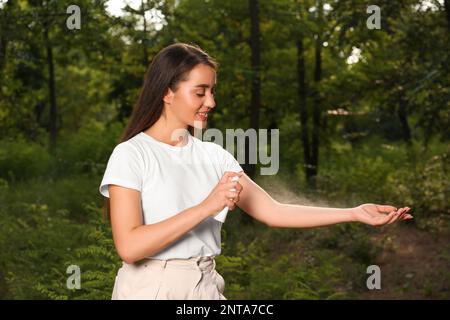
111, 256, 227, 300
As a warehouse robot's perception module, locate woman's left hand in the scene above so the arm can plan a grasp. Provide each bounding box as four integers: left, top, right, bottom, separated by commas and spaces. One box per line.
351, 203, 413, 227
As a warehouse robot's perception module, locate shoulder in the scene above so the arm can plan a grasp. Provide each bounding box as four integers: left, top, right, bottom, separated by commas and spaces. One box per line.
110, 136, 147, 165
192, 136, 227, 154
113, 140, 139, 156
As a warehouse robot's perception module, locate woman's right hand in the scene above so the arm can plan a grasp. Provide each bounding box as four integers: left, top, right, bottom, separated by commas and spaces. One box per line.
200, 171, 244, 217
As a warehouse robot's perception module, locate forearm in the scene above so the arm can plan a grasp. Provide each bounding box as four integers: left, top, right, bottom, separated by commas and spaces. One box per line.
119, 204, 211, 263
266, 202, 355, 228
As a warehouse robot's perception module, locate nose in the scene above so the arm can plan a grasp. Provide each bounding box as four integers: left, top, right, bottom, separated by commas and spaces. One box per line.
205, 92, 216, 110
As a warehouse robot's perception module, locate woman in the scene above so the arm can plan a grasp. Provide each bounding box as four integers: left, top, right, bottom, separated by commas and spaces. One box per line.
99, 42, 412, 300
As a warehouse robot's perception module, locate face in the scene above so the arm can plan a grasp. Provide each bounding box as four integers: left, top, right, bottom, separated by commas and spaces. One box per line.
163, 64, 216, 130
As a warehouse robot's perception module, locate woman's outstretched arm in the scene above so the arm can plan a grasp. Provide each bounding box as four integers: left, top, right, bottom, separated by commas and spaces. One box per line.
236, 173, 413, 228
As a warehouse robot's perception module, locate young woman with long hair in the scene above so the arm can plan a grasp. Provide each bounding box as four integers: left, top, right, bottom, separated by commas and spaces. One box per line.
99, 42, 412, 300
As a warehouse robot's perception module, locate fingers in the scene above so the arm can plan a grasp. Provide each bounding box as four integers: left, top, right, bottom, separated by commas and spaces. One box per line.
227, 198, 236, 210
399, 213, 412, 222
225, 186, 242, 210
399, 208, 413, 221
226, 189, 238, 199
220, 171, 244, 184
220, 172, 244, 211
223, 181, 238, 188
219, 172, 233, 184
221, 181, 243, 194
376, 204, 398, 213
396, 208, 413, 222
387, 208, 407, 224
386, 207, 412, 225
234, 170, 244, 177
373, 208, 413, 227
379, 210, 398, 225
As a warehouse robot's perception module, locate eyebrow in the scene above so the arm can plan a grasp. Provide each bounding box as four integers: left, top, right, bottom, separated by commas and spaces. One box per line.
194, 84, 216, 89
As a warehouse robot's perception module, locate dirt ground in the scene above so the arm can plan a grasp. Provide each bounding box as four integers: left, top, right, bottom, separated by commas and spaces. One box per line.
358, 223, 450, 299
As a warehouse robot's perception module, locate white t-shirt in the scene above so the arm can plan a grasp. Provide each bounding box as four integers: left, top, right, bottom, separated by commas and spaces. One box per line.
99, 130, 244, 260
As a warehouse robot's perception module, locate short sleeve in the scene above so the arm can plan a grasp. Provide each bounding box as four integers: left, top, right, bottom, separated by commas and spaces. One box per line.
220, 146, 244, 175
99, 142, 144, 198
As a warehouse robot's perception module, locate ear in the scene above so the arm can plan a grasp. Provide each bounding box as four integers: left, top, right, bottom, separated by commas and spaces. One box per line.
163, 87, 174, 105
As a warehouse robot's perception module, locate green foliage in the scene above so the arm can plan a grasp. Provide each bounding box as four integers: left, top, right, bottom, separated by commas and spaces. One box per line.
387, 142, 450, 231
53, 120, 124, 179
0, 138, 51, 182
216, 237, 351, 299
0, 197, 120, 300
0, 0, 448, 300
0, 134, 447, 299
312, 136, 404, 204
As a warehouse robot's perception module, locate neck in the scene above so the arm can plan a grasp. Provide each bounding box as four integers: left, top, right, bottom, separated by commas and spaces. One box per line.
144, 115, 189, 147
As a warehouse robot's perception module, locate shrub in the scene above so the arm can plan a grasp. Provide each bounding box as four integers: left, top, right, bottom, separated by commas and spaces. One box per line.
0, 138, 51, 182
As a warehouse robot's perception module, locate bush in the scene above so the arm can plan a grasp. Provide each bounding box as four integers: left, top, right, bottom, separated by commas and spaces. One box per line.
387, 143, 450, 231
0, 201, 119, 300
0, 138, 51, 182
52, 119, 124, 178
216, 235, 352, 299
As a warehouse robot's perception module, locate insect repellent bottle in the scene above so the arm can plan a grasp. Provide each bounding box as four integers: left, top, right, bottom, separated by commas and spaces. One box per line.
214, 175, 240, 223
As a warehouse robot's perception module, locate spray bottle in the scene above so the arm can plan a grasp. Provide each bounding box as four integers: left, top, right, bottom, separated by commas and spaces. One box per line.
213, 175, 240, 223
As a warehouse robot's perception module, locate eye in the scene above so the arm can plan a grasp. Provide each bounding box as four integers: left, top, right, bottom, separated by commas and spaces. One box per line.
196, 93, 205, 97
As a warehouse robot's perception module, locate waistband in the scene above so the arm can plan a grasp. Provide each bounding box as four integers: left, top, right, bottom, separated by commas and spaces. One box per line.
124, 256, 217, 272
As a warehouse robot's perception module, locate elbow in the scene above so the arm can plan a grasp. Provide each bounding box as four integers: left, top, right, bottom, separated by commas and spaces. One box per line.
121, 255, 137, 265
116, 241, 140, 264
117, 248, 137, 264
116, 241, 158, 264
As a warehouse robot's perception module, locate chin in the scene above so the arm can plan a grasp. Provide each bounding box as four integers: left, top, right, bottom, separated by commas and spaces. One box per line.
192, 120, 207, 129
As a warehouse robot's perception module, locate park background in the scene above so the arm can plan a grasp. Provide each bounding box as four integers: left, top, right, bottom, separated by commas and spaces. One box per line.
0, 0, 449, 299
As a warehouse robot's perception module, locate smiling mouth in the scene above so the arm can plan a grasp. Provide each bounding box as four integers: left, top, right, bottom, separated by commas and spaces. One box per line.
196, 112, 208, 121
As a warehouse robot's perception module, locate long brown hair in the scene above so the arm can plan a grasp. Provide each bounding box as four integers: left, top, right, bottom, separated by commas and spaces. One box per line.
103, 42, 219, 222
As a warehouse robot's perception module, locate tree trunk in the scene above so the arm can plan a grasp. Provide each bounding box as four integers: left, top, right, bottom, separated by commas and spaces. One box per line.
44, 25, 57, 154
397, 97, 412, 146
246, 0, 261, 180
296, 36, 312, 183
141, 0, 149, 65
240, 0, 261, 226
0, 0, 12, 84
0, 36, 7, 91
310, 0, 323, 188
444, 0, 450, 31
